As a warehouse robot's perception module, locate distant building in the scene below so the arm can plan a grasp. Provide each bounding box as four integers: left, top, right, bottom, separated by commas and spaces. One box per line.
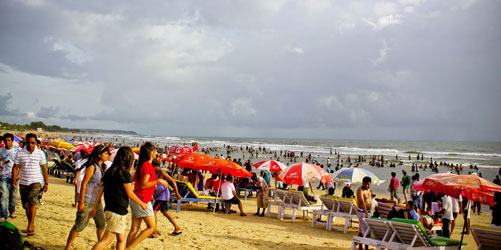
37, 128, 43, 132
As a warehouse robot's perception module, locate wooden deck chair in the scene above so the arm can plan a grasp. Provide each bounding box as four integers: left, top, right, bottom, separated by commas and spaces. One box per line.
351, 218, 402, 250
267, 189, 288, 218
471, 225, 501, 250
312, 196, 338, 230
174, 180, 223, 212
387, 218, 465, 249
279, 191, 321, 222
332, 197, 359, 234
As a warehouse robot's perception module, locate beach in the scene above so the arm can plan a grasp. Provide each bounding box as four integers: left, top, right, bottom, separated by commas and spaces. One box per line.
2, 131, 499, 249
8, 173, 493, 250
7, 163, 493, 250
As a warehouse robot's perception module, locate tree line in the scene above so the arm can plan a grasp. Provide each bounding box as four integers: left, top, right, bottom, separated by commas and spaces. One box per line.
0, 121, 81, 133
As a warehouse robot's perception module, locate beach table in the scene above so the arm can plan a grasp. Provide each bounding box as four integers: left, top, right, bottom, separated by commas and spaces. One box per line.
237, 188, 258, 200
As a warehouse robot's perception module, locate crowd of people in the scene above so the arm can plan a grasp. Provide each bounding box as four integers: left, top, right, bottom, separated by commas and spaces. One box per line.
1, 133, 501, 250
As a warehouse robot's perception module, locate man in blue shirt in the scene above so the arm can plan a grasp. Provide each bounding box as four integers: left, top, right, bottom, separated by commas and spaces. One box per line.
0, 133, 20, 221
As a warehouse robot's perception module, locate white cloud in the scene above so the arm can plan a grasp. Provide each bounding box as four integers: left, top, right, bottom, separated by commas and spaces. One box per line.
364, 14, 402, 30
292, 47, 304, 54
49, 39, 93, 65
372, 41, 390, 66
26, 112, 36, 120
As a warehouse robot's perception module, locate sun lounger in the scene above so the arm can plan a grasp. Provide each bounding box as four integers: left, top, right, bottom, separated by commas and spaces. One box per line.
332, 197, 359, 234
351, 218, 401, 250
312, 196, 339, 230
471, 224, 501, 250
377, 202, 394, 219
352, 218, 465, 250
266, 189, 288, 218
279, 191, 322, 222
173, 180, 223, 212
387, 218, 465, 249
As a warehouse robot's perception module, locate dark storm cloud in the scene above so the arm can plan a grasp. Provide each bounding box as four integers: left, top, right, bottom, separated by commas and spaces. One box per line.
0, 0, 500, 141
0, 93, 19, 116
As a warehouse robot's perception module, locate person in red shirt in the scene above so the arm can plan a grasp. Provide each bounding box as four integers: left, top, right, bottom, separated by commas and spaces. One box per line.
388, 172, 401, 204
126, 142, 168, 249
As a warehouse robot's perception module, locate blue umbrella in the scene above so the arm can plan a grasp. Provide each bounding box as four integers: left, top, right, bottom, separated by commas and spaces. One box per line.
331, 167, 385, 185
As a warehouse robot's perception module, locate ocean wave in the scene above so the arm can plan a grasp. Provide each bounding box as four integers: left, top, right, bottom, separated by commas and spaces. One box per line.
164, 137, 181, 141
422, 151, 501, 158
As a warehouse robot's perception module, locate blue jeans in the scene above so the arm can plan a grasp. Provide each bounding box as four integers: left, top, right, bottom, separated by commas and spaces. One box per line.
413, 195, 422, 211
0, 177, 17, 219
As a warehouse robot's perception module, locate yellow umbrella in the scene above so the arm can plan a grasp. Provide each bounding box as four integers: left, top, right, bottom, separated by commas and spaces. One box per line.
132, 147, 140, 153
50, 140, 74, 149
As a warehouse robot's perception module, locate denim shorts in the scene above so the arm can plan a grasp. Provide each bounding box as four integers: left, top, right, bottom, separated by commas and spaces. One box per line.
130, 200, 154, 218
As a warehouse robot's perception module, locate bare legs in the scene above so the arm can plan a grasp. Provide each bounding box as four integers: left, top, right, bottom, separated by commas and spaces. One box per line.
65, 228, 104, 250
26, 205, 36, 232
92, 231, 125, 250
125, 216, 155, 249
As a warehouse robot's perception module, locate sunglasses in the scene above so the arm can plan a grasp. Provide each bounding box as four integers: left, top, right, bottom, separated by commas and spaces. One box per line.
28, 142, 36, 145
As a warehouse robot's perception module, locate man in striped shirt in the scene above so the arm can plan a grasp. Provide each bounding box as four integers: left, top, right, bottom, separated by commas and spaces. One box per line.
12, 133, 49, 236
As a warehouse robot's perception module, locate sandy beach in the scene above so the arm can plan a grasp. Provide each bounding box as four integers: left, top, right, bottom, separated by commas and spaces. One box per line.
6, 169, 491, 250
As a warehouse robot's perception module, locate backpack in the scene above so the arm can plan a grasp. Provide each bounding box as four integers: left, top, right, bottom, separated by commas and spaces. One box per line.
0, 221, 23, 250
402, 176, 410, 186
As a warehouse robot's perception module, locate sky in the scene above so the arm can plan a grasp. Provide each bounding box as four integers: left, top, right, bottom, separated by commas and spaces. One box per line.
1, 0, 500, 141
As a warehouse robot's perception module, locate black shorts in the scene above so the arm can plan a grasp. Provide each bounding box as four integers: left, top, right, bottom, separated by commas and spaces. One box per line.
225, 196, 240, 205
453, 212, 458, 219
153, 200, 169, 212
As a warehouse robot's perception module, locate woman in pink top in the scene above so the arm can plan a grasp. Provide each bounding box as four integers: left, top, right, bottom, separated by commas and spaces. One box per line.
126, 142, 168, 249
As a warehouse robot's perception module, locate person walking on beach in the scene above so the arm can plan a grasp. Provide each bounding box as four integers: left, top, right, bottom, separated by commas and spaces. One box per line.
12, 133, 49, 236
126, 142, 169, 249
64, 145, 110, 250
252, 174, 268, 216
388, 172, 400, 204
401, 170, 410, 203
90, 147, 147, 250
355, 176, 372, 250
0, 133, 20, 222
151, 159, 182, 237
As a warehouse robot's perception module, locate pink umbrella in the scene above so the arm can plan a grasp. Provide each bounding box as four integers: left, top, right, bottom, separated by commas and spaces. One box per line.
253, 160, 288, 172
278, 163, 331, 186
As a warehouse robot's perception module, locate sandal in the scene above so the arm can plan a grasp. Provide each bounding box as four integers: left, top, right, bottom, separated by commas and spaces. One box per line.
8, 214, 17, 219
148, 234, 158, 238
26, 230, 36, 236
169, 231, 182, 236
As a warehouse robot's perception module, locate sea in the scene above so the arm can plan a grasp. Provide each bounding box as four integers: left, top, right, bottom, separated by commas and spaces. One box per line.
69, 134, 501, 170
64, 133, 501, 193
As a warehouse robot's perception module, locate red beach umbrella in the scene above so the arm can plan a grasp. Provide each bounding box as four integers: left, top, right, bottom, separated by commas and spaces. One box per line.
175, 153, 214, 170
197, 159, 252, 178
279, 163, 331, 186
253, 160, 288, 172
422, 174, 501, 206
412, 172, 455, 192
